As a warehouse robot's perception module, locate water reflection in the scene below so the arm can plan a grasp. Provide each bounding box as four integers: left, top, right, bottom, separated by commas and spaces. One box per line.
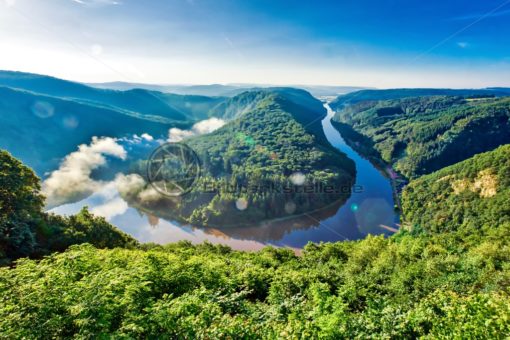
51, 103, 399, 250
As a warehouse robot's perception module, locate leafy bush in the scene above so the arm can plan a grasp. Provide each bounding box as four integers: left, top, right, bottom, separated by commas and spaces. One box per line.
0, 150, 137, 264
0, 224, 509, 338
402, 144, 510, 233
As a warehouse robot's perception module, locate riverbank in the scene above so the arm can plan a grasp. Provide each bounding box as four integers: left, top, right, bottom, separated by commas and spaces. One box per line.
329, 118, 407, 214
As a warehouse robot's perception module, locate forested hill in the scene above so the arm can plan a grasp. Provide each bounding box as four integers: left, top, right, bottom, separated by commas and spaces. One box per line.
1, 114, 509, 338
329, 87, 510, 109
332, 96, 510, 178
0, 71, 334, 176
0, 86, 175, 175
0, 70, 225, 122
0, 149, 137, 265
127, 91, 355, 227
402, 144, 510, 233
208, 87, 326, 121
0, 71, 231, 175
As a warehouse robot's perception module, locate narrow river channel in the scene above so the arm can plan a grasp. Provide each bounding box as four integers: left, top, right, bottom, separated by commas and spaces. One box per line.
52, 103, 399, 251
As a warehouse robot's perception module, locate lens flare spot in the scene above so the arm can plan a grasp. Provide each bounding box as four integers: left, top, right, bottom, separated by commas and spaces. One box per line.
284, 201, 296, 214
235, 197, 248, 211
62, 116, 79, 129
290, 172, 306, 186
245, 136, 255, 146
350, 203, 359, 212
90, 44, 103, 56
31, 101, 54, 119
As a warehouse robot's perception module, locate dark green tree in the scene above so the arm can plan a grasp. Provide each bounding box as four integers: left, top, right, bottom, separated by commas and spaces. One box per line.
0, 150, 44, 260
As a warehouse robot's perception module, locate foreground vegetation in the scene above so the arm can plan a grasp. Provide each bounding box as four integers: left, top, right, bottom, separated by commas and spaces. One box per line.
1, 89, 510, 336
0, 150, 136, 264
1, 225, 509, 338
1, 144, 509, 338
332, 95, 510, 178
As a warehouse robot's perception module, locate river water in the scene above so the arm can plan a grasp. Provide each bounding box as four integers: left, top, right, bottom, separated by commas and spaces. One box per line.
52, 103, 399, 251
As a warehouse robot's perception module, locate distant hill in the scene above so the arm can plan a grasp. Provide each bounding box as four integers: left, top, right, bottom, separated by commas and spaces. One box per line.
125, 90, 355, 227
0, 71, 226, 122
486, 87, 510, 93
402, 144, 510, 233
89, 81, 368, 98
332, 96, 510, 178
88, 81, 257, 97
0, 86, 175, 175
208, 87, 326, 123
330, 88, 510, 109
0, 71, 237, 175
297, 85, 371, 97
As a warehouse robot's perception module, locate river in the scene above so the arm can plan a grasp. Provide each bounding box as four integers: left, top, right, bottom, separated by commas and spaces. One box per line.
52, 103, 399, 251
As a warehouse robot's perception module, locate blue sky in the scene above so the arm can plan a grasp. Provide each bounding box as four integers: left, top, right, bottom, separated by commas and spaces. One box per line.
1, 0, 509, 87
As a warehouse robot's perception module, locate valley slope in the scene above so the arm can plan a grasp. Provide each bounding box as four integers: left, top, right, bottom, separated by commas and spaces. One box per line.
331, 95, 510, 178
0, 81, 509, 338
402, 144, 510, 233
125, 90, 356, 227
0, 71, 227, 174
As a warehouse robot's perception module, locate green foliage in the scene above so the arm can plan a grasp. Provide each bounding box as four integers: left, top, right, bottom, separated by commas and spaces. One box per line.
0, 150, 44, 261
39, 208, 138, 253
1, 223, 509, 338
0, 150, 137, 264
130, 91, 355, 227
209, 87, 327, 120
329, 88, 508, 108
0, 106, 509, 337
0, 71, 227, 175
402, 144, 510, 233
333, 96, 510, 178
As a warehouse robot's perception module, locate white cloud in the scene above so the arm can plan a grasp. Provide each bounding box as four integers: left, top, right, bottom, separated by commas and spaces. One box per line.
137, 186, 162, 203
168, 128, 195, 142
141, 133, 154, 141
71, 0, 121, 6
113, 173, 165, 204
42, 137, 126, 207
168, 117, 225, 142
4, 0, 16, 8
193, 117, 226, 134
457, 42, 469, 49
90, 196, 128, 220
114, 173, 146, 198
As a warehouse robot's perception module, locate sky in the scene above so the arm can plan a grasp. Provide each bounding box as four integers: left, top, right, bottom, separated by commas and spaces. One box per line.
1, 0, 510, 88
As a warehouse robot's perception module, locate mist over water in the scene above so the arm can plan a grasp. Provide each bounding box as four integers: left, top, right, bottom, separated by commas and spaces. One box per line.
51, 103, 399, 250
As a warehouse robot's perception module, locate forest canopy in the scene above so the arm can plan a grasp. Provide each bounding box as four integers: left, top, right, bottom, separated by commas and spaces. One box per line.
0, 130, 509, 338
0, 149, 137, 264
332, 96, 510, 179
125, 91, 356, 227
402, 144, 510, 233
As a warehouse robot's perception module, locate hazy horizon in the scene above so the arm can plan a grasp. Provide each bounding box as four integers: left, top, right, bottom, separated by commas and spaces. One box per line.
1, 0, 510, 88
3, 69, 510, 91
